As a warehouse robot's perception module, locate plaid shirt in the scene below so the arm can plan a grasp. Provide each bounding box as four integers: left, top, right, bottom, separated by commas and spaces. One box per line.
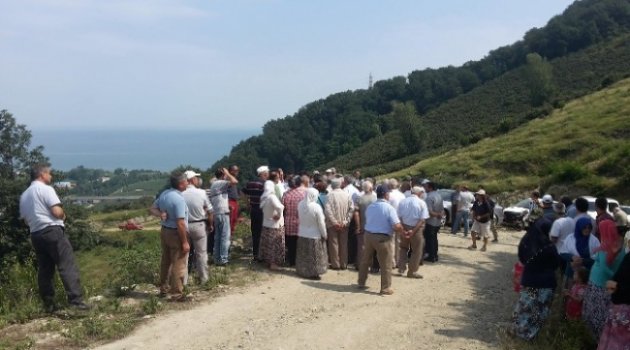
282, 187, 306, 236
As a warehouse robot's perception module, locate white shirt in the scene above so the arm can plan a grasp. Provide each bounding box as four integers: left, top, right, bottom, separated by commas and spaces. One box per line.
560, 233, 600, 256
397, 196, 430, 227
458, 191, 475, 211
388, 189, 406, 210
549, 216, 575, 251
183, 185, 213, 222
19, 180, 64, 233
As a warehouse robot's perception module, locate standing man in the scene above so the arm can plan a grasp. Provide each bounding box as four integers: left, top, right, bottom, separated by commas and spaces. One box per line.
422, 181, 443, 263
242, 166, 269, 261
468, 189, 492, 252
208, 168, 239, 266
358, 184, 405, 295
324, 178, 354, 270
282, 176, 306, 266
611, 203, 628, 237
19, 164, 90, 312
182, 170, 213, 284
397, 186, 429, 278
227, 165, 240, 234
150, 172, 190, 302
452, 185, 474, 236
354, 180, 377, 270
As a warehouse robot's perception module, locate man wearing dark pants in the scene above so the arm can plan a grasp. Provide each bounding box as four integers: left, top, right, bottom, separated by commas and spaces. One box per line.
358, 184, 405, 295
242, 165, 269, 261
19, 164, 89, 312
422, 181, 443, 263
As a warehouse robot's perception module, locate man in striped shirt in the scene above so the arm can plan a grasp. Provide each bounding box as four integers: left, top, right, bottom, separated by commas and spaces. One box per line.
242, 165, 269, 261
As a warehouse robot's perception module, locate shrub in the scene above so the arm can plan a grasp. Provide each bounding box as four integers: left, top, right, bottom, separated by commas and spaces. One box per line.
108, 247, 160, 296
547, 161, 589, 183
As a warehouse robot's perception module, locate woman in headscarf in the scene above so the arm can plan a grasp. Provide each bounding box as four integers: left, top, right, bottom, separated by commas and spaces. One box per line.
582, 220, 626, 340
509, 218, 559, 340
259, 180, 285, 270
295, 188, 328, 280
598, 251, 630, 350
560, 217, 601, 280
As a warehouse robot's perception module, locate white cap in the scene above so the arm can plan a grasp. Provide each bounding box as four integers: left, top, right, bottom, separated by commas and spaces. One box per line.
257, 165, 269, 175
184, 170, 201, 180
420, 178, 430, 185
542, 194, 553, 204
325, 168, 333, 173
411, 186, 425, 194
476, 189, 486, 196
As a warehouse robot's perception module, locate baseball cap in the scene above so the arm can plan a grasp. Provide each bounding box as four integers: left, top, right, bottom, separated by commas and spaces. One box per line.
184, 170, 201, 180
476, 189, 486, 196
542, 194, 553, 204
420, 178, 430, 185
376, 184, 391, 197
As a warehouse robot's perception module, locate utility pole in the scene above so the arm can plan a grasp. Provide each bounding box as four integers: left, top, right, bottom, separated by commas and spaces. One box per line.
368, 73, 373, 90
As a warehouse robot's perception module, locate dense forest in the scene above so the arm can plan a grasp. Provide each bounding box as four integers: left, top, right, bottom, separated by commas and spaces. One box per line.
212, 0, 630, 180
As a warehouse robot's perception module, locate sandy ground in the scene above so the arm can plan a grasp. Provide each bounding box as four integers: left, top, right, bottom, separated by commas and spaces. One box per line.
94, 228, 523, 350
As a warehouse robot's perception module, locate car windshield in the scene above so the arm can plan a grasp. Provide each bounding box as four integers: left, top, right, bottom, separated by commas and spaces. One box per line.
437, 189, 454, 202
513, 199, 530, 208
623, 206, 630, 215
588, 202, 596, 212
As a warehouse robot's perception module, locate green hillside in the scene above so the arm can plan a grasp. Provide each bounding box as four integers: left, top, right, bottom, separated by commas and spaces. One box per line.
213, 0, 630, 180
327, 35, 630, 175
382, 78, 630, 201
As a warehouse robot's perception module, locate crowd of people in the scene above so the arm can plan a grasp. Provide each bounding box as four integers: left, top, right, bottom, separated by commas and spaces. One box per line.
17, 163, 630, 348
152, 165, 517, 298
510, 194, 630, 349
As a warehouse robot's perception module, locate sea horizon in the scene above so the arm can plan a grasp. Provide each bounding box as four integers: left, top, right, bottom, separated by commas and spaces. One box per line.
31, 128, 258, 172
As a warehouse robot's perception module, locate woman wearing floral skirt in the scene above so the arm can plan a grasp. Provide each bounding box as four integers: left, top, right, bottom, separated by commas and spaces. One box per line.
598, 252, 630, 350
259, 180, 285, 270
509, 218, 559, 340
296, 188, 328, 280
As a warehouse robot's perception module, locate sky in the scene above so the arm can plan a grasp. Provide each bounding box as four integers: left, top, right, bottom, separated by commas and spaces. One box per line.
0, 0, 575, 131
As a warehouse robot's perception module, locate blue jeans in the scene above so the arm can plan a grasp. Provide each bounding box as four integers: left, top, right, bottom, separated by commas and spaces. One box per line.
213, 214, 231, 264
451, 210, 470, 235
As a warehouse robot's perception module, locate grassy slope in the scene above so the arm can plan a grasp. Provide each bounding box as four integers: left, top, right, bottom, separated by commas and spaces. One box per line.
108, 178, 166, 196
382, 78, 630, 201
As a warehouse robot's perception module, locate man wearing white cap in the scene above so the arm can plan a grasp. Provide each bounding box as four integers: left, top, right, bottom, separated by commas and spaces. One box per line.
468, 189, 492, 252
243, 166, 270, 261
182, 170, 213, 284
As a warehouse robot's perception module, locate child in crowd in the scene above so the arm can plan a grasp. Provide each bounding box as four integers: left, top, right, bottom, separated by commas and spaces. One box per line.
564, 267, 589, 320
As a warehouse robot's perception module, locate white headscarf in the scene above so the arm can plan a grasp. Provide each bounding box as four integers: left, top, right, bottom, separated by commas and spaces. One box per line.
298, 188, 319, 213
260, 180, 276, 209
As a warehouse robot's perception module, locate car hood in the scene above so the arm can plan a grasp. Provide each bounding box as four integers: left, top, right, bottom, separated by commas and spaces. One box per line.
504, 207, 529, 214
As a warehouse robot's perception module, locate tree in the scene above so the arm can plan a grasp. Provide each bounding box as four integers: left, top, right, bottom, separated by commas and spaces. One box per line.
0, 110, 49, 269
391, 102, 425, 156
524, 53, 555, 106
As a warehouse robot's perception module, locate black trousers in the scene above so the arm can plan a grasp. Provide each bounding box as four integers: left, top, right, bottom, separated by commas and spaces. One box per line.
30, 226, 83, 305
285, 235, 298, 266
250, 210, 263, 259
423, 224, 440, 261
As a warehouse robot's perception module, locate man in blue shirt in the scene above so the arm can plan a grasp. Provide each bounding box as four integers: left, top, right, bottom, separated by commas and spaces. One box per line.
150, 172, 190, 302
358, 184, 405, 295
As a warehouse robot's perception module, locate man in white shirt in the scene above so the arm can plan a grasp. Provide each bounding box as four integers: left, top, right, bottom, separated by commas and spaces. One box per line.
19, 164, 90, 312
182, 170, 213, 284
388, 179, 406, 266
550, 203, 575, 252
397, 186, 430, 278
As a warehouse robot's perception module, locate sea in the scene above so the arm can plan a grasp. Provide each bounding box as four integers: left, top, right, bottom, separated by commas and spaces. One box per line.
31, 129, 258, 171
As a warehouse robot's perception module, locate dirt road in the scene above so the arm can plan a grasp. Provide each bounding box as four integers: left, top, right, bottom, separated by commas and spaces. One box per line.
95, 228, 522, 350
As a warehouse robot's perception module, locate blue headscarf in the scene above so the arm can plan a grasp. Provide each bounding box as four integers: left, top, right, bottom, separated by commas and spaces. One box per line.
574, 217, 593, 260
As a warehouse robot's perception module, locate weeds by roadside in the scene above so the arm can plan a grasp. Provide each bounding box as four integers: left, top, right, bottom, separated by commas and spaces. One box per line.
498, 289, 596, 350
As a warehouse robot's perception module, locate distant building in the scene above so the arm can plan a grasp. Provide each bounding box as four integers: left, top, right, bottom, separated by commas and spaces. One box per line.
99, 176, 111, 183
54, 181, 75, 189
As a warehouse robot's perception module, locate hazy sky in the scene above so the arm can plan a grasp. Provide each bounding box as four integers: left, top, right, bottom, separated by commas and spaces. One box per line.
1, 0, 574, 131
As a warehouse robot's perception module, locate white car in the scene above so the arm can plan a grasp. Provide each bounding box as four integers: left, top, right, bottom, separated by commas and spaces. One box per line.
437, 189, 503, 227
582, 196, 619, 220
502, 198, 533, 229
